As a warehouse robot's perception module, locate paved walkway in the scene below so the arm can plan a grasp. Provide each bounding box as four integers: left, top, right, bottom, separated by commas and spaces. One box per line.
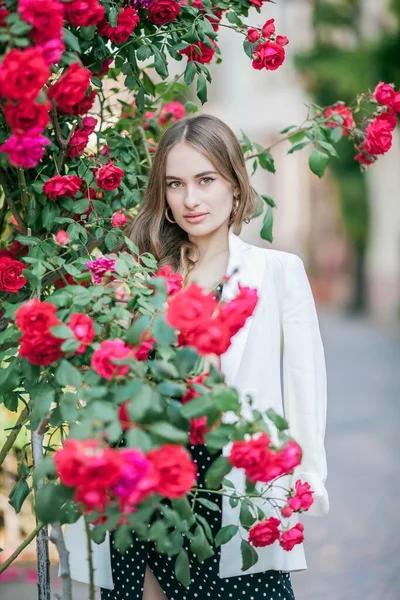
1, 313, 400, 600
292, 313, 400, 600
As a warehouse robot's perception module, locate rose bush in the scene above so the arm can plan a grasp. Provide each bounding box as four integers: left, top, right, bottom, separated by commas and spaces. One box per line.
0, 0, 398, 596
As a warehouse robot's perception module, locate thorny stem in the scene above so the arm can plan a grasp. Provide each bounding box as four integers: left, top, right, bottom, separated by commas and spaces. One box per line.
0, 405, 30, 469
0, 169, 27, 233
84, 515, 95, 600
0, 522, 44, 574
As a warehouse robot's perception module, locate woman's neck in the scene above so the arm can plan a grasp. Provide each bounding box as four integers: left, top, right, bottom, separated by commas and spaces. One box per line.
189, 224, 229, 266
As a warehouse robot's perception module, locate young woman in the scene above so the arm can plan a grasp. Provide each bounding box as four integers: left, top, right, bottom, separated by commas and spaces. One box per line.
65, 114, 329, 599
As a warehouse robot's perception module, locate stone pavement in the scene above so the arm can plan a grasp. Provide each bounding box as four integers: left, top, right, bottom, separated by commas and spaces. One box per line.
1, 313, 400, 600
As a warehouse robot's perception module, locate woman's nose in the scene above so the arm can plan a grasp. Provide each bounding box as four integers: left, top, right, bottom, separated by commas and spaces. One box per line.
183, 186, 200, 209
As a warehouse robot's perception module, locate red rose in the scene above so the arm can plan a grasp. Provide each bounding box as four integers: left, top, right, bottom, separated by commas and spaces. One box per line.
247, 28, 260, 44
219, 285, 258, 337
95, 163, 125, 190
279, 523, 304, 551
3, 100, 50, 133
365, 116, 393, 155
374, 111, 397, 130
392, 92, 400, 113
248, 0, 262, 6
152, 265, 183, 296
373, 81, 396, 106
158, 101, 185, 125
111, 211, 128, 228
354, 150, 374, 167
133, 338, 154, 361
118, 400, 136, 431
148, 0, 180, 25
261, 18, 275, 38
15, 298, 58, 336
65, 0, 105, 26
276, 440, 302, 473
0, 48, 50, 101
67, 129, 90, 158
18, 0, 64, 44
248, 518, 281, 548
69, 313, 95, 353
252, 40, 286, 71
166, 284, 218, 331
324, 102, 354, 136
81, 116, 97, 135
68, 90, 97, 116
230, 433, 283, 483
0, 6, 9, 27
43, 175, 82, 200
0, 241, 26, 260
180, 40, 216, 64
48, 63, 91, 115
19, 332, 64, 365
91, 338, 131, 379
98, 7, 139, 45
147, 445, 197, 498
0, 257, 26, 292
184, 320, 231, 356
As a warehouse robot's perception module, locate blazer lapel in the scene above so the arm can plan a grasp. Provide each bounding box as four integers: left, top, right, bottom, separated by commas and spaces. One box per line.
220, 230, 267, 385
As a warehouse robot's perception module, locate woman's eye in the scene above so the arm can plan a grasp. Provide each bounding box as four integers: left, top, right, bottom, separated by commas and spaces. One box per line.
167, 181, 182, 188
200, 177, 214, 184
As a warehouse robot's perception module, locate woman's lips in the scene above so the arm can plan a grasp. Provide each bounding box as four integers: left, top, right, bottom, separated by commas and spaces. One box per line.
183, 213, 208, 223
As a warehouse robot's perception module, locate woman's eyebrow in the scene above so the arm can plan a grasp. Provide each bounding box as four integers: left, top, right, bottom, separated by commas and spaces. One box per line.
165, 170, 218, 180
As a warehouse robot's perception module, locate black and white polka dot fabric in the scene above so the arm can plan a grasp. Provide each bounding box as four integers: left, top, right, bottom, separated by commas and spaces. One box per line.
101, 443, 295, 600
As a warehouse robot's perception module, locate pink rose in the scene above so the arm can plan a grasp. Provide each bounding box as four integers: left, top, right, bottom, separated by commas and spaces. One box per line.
69, 313, 96, 353
111, 211, 128, 228
365, 115, 394, 155
91, 338, 132, 379
247, 28, 260, 44
0, 128, 50, 168
55, 230, 69, 245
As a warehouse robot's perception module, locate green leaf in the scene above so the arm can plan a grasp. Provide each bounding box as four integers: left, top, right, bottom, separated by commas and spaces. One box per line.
171, 497, 195, 524
109, 6, 118, 27
150, 422, 188, 444
190, 525, 214, 562
153, 48, 169, 79
309, 148, 330, 178
214, 524, 238, 547
152, 314, 176, 346
9, 479, 30, 513
240, 539, 259, 571
63, 27, 81, 53
55, 360, 82, 388
126, 428, 153, 452
229, 493, 239, 508
260, 205, 274, 243
61, 338, 81, 353
0, 362, 19, 393
35, 483, 74, 524
204, 456, 232, 490
265, 408, 289, 431
179, 395, 213, 419
175, 548, 191, 588
288, 130, 306, 144
184, 61, 197, 86
114, 524, 132, 553
29, 385, 55, 430
50, 325, 73, 339
212, 386, 240, 412
137, 44, 153, 61
173, 347, 199, 378
196, 497, 220, 512
242, 39, 253, 59
287, 141, 310, 154
196, 73, 207, 105
126, 314, 151, 345
239, 499, 256, 528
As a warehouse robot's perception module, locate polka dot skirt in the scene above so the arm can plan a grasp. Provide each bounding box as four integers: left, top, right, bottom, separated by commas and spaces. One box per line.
101, 443, 295, 600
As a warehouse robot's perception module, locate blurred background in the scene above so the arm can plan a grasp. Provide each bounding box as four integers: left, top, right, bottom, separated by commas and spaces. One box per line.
1, 0, 400, 598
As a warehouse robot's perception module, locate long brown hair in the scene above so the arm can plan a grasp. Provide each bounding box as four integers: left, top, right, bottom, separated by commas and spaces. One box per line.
128, 113, 257, 282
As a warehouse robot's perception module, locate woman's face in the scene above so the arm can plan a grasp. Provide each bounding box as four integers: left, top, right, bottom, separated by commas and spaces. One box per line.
165, 142, 237, 238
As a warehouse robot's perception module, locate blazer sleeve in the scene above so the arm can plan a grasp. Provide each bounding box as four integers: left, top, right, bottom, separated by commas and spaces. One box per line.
281, 254, 329, 516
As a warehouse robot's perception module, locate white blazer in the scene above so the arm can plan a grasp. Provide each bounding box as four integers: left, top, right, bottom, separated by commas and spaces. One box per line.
63, 229, 329, 588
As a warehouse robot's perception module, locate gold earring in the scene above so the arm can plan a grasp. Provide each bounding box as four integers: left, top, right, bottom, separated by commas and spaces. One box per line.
165, 206, 176, 224
232, 196, 239, 217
